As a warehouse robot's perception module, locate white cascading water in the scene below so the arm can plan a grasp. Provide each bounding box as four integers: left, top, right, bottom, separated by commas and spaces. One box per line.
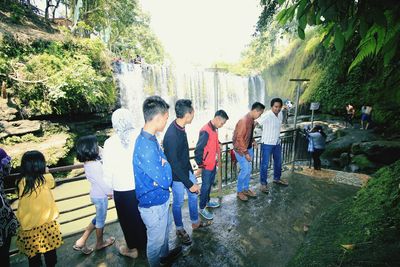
114, 62, 266, 145
248, 75, 266, 108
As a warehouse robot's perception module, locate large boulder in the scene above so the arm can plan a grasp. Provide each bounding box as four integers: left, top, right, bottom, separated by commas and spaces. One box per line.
0, 120, 42, 138
0, 104, 18, 121
351, 141, 400, 164
323, 129, 379, 158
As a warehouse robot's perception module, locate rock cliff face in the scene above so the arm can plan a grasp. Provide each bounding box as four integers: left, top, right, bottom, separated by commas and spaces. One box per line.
321, 127, 400, 173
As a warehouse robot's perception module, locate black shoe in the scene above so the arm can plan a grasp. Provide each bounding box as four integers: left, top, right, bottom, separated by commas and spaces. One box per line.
160, 246, 182, 266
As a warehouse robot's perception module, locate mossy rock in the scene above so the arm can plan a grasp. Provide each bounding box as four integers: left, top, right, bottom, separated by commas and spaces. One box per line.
288, 160, 400, 267
351, 154, 378, 173
354, 141, 400, 165
324, 130, 379, 158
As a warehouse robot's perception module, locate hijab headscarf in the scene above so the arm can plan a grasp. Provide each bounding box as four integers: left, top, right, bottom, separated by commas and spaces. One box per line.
0, 148, 11, 176
111, 108, 135, 149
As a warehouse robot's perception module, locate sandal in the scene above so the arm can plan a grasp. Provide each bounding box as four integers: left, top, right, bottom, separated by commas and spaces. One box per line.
273, 179, 289, 186
176, 229, 192, 245
96, 236, 116, 250
192, 220, 213, 230
73, 244, 94, 255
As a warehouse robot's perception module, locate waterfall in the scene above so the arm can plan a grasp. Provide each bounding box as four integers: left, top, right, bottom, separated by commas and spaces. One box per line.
114, 62, 266, 144
248, 75, 266, 107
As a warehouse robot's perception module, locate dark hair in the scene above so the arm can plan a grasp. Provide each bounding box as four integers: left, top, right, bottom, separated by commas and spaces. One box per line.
251, 102, 265, 111
312, 125, 327, 138
214, 109, 229, 120
18, 150, 47, 198
143, 96, 170, 122
175, 99, 193, 118
270, 98, 283, 107
76, 135, 99, 162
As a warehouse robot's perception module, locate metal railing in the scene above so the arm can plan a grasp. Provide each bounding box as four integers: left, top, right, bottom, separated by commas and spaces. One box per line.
6, 128, 308, 256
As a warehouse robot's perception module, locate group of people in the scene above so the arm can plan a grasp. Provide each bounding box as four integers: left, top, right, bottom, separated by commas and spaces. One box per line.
345, 103, 373, 129
1, 95, 312, 267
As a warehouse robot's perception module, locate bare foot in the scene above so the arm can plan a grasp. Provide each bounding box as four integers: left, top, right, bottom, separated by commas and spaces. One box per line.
96, 236, 115, 250
74, 238, 85, 249
118, 244, 138, 259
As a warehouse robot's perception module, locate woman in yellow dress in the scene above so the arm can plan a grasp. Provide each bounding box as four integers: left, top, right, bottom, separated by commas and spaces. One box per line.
16, 151, 62, 267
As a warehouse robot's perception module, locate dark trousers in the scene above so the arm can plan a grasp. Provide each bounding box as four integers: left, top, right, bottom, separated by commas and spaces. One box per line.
345, 114, 353, 126
114, 189, 147, 250
312, 149, 324, 170
199, 167, 217, 209
28, 249, 57, 267
0, 235, 12, 267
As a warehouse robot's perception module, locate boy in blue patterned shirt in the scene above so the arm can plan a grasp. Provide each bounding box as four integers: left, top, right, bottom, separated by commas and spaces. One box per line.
133, 96, 182, 267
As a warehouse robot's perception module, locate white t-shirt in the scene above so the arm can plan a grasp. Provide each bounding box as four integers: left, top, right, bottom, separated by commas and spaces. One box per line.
102, 129, 140, 191
258, 110, 282, 145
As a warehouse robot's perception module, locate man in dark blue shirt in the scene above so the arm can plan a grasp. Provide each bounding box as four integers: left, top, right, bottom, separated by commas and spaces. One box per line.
163, 99, 203, 246
133, 96, 181, 267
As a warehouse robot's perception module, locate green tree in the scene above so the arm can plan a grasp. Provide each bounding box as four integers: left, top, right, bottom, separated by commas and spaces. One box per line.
258, 0, 400, 72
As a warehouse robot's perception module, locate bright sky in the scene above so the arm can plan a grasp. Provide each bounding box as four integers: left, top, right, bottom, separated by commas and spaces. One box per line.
140, 0, 262, 68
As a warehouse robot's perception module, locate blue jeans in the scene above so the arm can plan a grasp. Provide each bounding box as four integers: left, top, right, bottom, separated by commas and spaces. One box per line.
139, 199, 171, 267
235, 148, 254, 193
260, 144, 282, 185
91, 197, 108, 228
172, 172, 199, 229
199, 167, 217, 209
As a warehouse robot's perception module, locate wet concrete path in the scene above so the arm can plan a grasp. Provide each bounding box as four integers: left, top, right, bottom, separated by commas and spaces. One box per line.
10, 171, 359, 267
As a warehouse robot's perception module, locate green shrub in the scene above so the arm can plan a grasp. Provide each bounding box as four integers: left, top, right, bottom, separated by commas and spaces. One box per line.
288, 161, 400, 266
1, 35, 116, 116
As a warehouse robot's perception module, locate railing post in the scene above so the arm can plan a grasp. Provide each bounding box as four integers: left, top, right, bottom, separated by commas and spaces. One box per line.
289, 78, 310, 172
217, 143, 223, 199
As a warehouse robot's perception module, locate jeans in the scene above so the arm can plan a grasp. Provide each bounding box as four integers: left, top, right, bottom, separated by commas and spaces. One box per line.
172, 172, 199, 229
139, 199, 171, 267
260, 144, 282, 185
235, 148, 254, 193
91, 197, 108, 228
199, 167, 217, 209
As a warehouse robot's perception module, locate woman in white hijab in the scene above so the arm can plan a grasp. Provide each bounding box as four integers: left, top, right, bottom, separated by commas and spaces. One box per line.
103, 108, 147, 258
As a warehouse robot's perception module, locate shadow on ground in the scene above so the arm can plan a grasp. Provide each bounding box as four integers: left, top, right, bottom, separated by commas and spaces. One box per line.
10, 171, 359, 267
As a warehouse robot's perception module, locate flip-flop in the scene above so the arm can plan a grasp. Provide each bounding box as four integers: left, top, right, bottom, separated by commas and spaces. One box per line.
273, 179, 289, 186
96, 236, 116, 250
192, 220, 213, 230
73, 244, 94, 255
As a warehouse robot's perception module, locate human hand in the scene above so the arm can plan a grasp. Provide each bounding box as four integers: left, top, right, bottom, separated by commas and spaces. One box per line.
195, 168, 202, 177
245, 154, 252, 162
161, 158, 167, 166
189, 184, 200, 194
252, 140, 257, 148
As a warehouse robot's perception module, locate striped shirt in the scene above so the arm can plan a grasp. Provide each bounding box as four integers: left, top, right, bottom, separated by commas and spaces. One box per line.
259, 110, 282, 145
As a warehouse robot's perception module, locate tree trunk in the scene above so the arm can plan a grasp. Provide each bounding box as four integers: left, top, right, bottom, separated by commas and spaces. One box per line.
2, 81, 6, 99
45, 0, 51, 20
52, 0, 61, 20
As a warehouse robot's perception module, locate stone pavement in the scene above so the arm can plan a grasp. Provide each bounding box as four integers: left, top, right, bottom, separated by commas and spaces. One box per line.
10, 170, 360, 267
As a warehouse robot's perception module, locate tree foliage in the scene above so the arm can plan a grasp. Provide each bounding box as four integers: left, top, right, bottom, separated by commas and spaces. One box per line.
258, 0, 400, 72
0, 33, 115, 116
66, 0, 165, 63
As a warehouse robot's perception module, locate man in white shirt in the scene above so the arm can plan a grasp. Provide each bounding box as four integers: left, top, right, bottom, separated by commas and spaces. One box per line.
258, 98, 289, 193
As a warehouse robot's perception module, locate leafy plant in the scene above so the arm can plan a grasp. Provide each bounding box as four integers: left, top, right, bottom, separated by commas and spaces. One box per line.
259, 0, 400, 72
